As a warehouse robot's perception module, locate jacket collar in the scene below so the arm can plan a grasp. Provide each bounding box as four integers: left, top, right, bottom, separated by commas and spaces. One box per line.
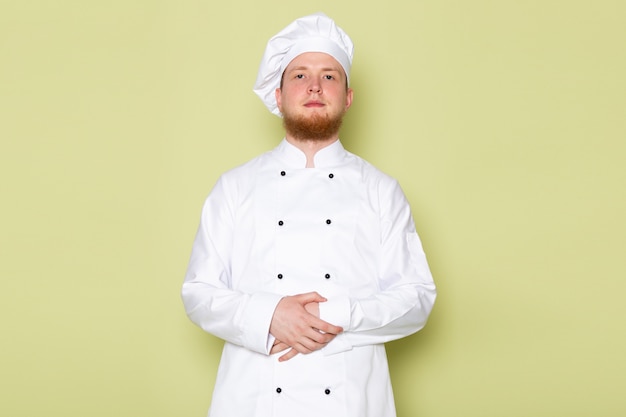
274, 138, 347, 168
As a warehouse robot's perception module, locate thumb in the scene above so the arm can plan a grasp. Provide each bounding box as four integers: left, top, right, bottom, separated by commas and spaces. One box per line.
296, 291, 327, 304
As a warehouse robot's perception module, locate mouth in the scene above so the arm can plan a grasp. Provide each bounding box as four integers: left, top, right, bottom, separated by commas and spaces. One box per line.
304, 100, 325, 108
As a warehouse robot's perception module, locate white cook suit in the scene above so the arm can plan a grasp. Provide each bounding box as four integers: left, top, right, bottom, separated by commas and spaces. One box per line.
182, 139, 436, 417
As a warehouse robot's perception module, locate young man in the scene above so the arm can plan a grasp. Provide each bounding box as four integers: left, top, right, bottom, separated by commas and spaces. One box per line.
182, 12, 436, 417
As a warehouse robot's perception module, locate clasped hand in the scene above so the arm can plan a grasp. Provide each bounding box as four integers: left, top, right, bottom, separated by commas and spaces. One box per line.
269, 292, 343, 362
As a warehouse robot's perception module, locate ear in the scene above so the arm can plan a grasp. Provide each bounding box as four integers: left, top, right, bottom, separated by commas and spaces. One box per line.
275, 88, 282, 112
345, 88, 354, 110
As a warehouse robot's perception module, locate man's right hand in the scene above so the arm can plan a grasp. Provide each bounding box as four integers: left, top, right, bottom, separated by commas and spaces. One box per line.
269, 292, 343, 361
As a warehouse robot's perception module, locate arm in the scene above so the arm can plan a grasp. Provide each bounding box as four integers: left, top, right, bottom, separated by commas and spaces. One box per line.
319, 179, 437, 355
181, 176, 283, 355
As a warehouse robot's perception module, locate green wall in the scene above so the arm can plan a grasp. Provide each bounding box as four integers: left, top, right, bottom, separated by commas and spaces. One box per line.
1, 1, 624, 416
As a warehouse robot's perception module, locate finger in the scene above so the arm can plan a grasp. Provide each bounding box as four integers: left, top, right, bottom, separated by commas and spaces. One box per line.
312, 331, 339, 350
295, 292, 327, 304
278, 348, 300, 362
308, 316, 343, 335
270, 341, 290, 354
307, 329, 338, 346
291, 329, 336, 353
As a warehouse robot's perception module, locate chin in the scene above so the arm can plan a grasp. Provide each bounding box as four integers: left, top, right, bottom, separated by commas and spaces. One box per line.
283, 110, 344, 141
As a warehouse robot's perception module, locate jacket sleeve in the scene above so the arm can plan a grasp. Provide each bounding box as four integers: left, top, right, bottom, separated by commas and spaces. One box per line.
181, 175, 283, 355
318, 178, 437, 355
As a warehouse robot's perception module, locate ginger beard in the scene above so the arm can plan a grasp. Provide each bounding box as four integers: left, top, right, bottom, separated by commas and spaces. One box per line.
281, 107, 345, 142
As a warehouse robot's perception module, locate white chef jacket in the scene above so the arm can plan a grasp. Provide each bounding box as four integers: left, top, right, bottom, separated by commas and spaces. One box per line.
182, 139, 436, 417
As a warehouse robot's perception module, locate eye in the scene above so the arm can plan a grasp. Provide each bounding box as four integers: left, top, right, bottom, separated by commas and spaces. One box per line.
295, 74, 305, 79
324, 75, 334, 80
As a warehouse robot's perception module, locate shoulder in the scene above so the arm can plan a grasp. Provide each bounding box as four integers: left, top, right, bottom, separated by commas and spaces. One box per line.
215, 149, 275, 187
222, 150, 272, 177
347, 151, 400, 190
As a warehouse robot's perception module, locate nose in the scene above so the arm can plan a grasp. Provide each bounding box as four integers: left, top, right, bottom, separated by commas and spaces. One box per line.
308, 82, 321, 94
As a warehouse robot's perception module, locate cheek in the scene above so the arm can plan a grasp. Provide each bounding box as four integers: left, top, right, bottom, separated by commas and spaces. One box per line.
279, 88, 300, 106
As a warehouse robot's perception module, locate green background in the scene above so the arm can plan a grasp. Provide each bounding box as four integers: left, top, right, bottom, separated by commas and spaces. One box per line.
1, 1, 624, 416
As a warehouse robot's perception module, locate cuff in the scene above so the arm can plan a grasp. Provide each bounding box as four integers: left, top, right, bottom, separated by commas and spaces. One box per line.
241, 292, 284, 355
319, 295, 353, 355
318, 295, 351, 329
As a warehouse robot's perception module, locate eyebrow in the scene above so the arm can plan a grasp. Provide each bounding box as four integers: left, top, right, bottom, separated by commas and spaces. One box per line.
288, 66, 341, 73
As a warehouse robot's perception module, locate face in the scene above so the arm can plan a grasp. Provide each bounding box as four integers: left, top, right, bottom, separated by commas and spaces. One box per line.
275, 52, 353, 141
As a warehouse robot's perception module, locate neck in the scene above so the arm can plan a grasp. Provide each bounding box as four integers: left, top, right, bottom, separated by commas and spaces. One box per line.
285, 135, 338, 168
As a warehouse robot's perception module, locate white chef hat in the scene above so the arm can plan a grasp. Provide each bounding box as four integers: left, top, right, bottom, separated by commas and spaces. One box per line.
253, 12, 354, 116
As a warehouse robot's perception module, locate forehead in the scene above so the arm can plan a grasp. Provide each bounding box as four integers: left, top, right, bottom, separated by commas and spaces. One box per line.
284, 52, 344, 73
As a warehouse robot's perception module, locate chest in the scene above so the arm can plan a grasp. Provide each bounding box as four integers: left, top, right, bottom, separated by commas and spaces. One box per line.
231, 165, 381, 295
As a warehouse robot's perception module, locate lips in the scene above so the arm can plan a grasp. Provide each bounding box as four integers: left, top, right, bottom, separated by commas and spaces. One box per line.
304, 100, 325, 108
